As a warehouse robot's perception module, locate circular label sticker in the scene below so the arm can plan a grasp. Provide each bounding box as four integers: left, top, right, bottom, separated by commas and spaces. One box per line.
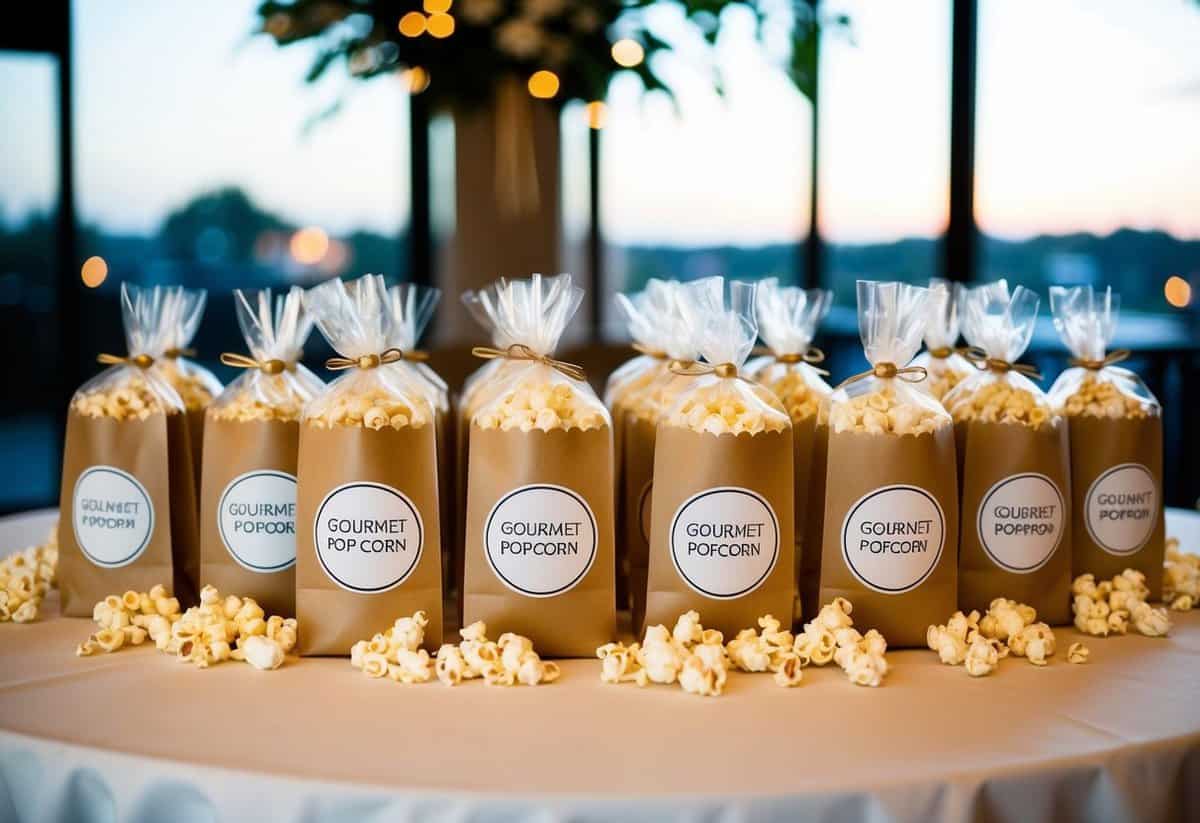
313, 482, 423, 593
841, 484, 945, 595
72, 466, 154, 568
1085, 463, 1157, 556
484, 484, 598, 598
218, 470, 298, 573
669, 487, 779, 599
976, 473, 1065, 573
637, 481, 653, 544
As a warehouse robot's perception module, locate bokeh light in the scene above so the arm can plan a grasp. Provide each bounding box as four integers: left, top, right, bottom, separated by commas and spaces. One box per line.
586, 101, 608, 130
611, 39, 645, 68
427, 12, 455, 38
398, 12, 426, 37
290, 227, 329, 265
403, 66, 431, 94
80, 256, 108, 288
1164, 275, 1192, 308
528, 70, 560, 99
423, 0, 452, 13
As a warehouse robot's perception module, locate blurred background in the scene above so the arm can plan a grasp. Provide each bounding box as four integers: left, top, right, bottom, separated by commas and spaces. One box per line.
1, 0, 1197, 514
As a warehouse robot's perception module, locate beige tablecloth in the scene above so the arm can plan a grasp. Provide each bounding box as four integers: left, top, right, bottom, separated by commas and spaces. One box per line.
3, 509, 1200, 821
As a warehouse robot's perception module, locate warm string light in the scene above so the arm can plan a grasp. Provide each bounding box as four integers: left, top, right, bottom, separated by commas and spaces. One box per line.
398, 11, 426, 37
528, 70, 560, 99
423, 0, 452, 12
290, 227, 329, 265
427, 12, 455, 38
81, 256, 108, 288
585, 101, 608, 129
611, 38, 644, 68
403, 66, 431, 94
1164, 275, 1192, 308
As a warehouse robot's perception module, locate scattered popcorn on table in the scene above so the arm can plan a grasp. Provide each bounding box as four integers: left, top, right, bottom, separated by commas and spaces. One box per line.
1165, 538, 1199, 611
828, 386, 947, 436
0, 524, 57, 624
928, 599, 1058, 675
474, 381, 606, 433
74, 584, 295, 670
1071, 570, 1171, 638
1066, 643, 1090, 664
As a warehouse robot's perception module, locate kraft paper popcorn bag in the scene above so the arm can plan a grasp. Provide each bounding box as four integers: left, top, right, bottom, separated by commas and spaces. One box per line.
818, 281, 959, 647
645, 280, 796, 639
59, 284, 201, 616
154, 287, 223, 500
944, 281, 1070, 624
618, 277, 717, 629
745, 278, 832, 621
387, 283, 453, 597
604, 279, 677, 609
462, 273, 615, 657
200, 287, 322, 618
1048, 285, 1164, 598
295, 274, 443, 656
911, 279, 973, 401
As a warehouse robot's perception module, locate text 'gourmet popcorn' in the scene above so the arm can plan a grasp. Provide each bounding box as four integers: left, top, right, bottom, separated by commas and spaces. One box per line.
927, 599, 1058, 676
828, 281, 949, 436
664, 280, 789, 437
303, 274, 435, 431
746, 278, 833, 424
0, 525, 57, 624
75, 584, 296, 670
467, 274, 607, 433
1048, 286, 1159, 420
1071, 570, 1171, 638
210, 287, 322, 424
945, 280, 1055, 429
350, 617, 561, 687
911, 279, 973, 400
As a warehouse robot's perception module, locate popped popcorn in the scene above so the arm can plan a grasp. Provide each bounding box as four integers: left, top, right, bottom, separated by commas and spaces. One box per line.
948, 381, 1055, 429
473, 380, 606, 432
928, 599, 1058, 675
373, 619, 561, 687
1071, 570, 1171, 638
828, 385, 947, 436
745, 278, 833, 425
910, 280, 973, 401
0, 524, 57, 624
1066, 642, 1089, 664
1164, 537, 1199, 610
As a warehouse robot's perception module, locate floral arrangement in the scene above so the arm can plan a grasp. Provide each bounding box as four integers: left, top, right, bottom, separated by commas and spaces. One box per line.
256, 0, 845, 111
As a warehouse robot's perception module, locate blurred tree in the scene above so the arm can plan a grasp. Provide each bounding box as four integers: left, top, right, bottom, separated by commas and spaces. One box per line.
160, 187, 288, 263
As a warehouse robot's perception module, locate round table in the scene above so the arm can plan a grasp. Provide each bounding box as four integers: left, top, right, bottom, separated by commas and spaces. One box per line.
3, 508, 1200, 822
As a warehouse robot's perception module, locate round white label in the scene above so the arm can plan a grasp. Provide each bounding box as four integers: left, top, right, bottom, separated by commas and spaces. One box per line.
976, 473, 1065, 573
669, 487, 779, 599
218, 470, 298, 573
72, 466, 154, 568
484, 484, 598, 598
1085, 463, 1158, 556
841, 485, 945, 595
313, 482, 424, 593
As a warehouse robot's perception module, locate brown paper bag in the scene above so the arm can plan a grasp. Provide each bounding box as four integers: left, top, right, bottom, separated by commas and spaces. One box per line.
200, 418, 300, 618
800, 420, 829, 623
59, 408, 199, 616
296, 424, 443, 655
622, 413, 658, 629
646, 426, 795, 639
463, 425, 615, 656
819, 427, 959, 647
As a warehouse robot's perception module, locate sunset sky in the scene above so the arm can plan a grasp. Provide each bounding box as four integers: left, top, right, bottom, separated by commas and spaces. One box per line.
1, 0, 1198, 246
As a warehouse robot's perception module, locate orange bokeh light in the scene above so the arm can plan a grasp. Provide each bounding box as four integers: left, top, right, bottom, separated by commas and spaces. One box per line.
585, 101, 608, 130
81, 256, 108, 288
398, 12, 426, 37
1164, 275, 1192, 308
427, 12, 455, 38
611, 39, 644, 68
290, 227, 329, 265
528, 70, 560, 99
423, 0, 452, 13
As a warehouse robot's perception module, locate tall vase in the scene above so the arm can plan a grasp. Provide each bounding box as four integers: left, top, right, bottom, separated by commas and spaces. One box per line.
437, 93, 562, 343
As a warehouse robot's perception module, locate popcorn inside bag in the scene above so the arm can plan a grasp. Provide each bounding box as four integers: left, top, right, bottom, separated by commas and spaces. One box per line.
462, 273, 615, 657
746, 277, 833, 425
154, 287, 223, 414
604, 279, 678, 413
910, 280, 973, 400
59, 283, 201, 616
1047, 285, 1164, 598
946, 281, 1071, 622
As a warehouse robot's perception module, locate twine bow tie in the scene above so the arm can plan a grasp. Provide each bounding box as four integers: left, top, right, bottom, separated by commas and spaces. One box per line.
1068, 349, 1130, 371
752, 345, 830, 376
324, 347, 427, 372
961, 347, 1043, 381
220, 352, 296, 376
837, 361, 928, 390
631, 342, 669, 360
163, 347, 196, 360
471, 343, 587, 382
97, 352, 155, 369
927, 345, 972, 360
669, 360, 742, 380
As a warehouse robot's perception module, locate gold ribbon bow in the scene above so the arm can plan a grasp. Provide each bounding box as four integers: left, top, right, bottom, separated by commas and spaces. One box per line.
97, 353, 155, 369
631, 342, 669, 360
471, 343, 587, 382
220, 352, 293, 376
961, 347, 1042, 381
752, 345, 830, 376
836, 361, 928, 390
1068, 349, 1130, 371
163, 347, 196, 360
669, 360, 742, 380
324, 347, 426, 372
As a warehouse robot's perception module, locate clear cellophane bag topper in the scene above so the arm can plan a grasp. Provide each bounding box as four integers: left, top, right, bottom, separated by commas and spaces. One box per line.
911, 279, 973, 400
199, 287, 321, 618
945, 280, 1071, 622
463, 273, 615, 657
59, 283, 200, 616
746, 277, 833, 622
1047, 285, 1164, 597
295, 274, 443, 655
645, 279, 795, 639
818, 281, 958, 647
